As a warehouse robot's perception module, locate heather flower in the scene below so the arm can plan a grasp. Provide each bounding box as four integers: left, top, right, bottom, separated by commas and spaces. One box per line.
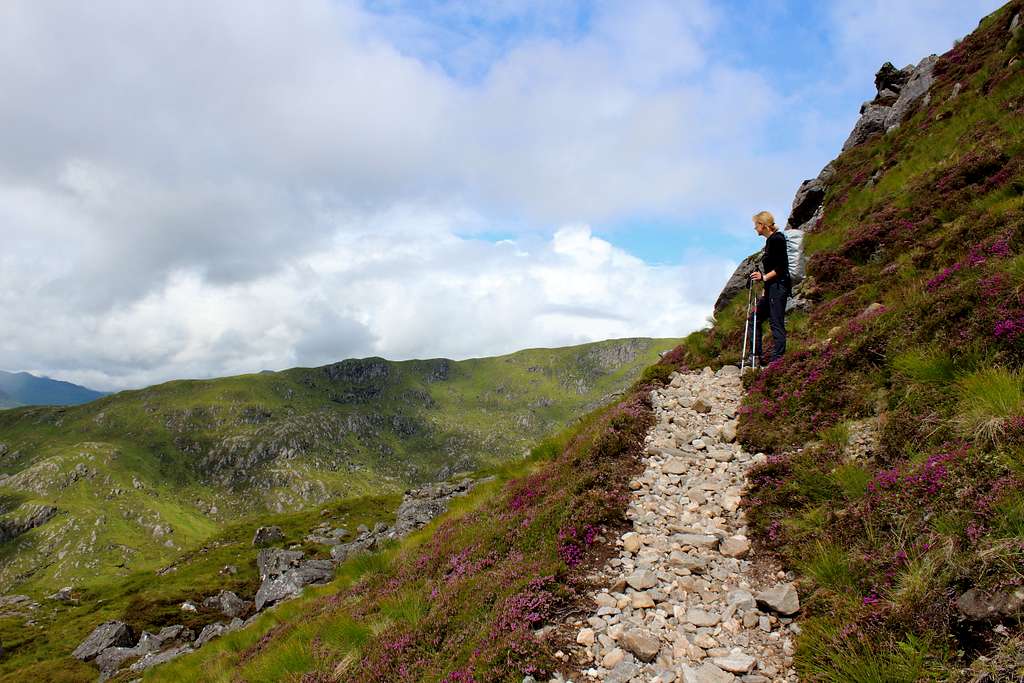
994, 315, 1024, 339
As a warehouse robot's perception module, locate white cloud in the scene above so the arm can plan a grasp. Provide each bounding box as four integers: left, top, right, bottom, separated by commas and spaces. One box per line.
13, 223, 731, 391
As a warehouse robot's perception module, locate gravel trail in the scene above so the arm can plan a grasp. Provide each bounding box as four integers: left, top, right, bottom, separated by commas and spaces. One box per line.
562, 367, 800, 683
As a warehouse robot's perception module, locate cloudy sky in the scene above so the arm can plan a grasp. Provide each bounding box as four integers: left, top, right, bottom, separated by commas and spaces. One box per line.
0, 0, 1005, 390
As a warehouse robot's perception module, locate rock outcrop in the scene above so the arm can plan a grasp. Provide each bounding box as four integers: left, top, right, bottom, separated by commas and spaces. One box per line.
252, 525, 284, 546
713, 252, 762, 315
843, 57, 937, 150
0, 504, 58, 543
394, 478, 474, 536
72, 621, 136, 661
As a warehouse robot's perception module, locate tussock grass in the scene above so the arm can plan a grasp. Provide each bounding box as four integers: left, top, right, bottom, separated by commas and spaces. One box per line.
891, 348, 956, 385
992, 492, 1024, 538
956, 366, 1024, 443
819, 421, 850, 450
797, 623, 952, 682
889, 553, 949, 612
831, 462, 871, 499
800, 542, 857, 593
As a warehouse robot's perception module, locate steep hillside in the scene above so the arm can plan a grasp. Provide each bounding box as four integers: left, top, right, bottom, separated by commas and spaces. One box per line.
0, 371, 106, 409
0, 338, 675, 596
674, 3, 1024, 679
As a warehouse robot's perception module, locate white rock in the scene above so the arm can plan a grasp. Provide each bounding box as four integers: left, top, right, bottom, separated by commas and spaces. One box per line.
626, 570, 658, 591
621, 533, 642, 554
685, 608, 721, 627
713, 653, 756, 674
602, 647, 625, 668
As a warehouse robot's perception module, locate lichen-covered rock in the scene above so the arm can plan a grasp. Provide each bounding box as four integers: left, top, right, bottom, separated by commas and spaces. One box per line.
957, 587, 1024, 621
256, 548, 304, 580
202, 590, 250, 618
72, 621, 136, 661
885, 55, 938, 131
843, 103, 891, 150
255, 559, 334, 610
252, 525, 284, 547
393, 478, 474, 536
129, 645, 193, 673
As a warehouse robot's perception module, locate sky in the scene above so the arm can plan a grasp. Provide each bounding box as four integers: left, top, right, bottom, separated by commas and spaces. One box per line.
0, 0, 1007, 391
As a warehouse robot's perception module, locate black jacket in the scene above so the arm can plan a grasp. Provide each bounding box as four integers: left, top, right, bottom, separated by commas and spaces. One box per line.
762, 231, 790, 287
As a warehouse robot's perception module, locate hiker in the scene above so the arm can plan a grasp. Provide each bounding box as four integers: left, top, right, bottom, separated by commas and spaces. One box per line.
748, 210, 789, 362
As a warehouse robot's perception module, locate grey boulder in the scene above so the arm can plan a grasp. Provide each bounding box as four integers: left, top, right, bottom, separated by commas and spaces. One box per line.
202, 590, 250, 618
72, 621, 136, 661
257, 548, 304, 580
252, 525, 284, 547
713, 251, 762, 314
885, 55, 938, 131
843, 103, 890, 150
129, 645, 194, 673
255, 559, 334, 610
755, 583, 800, 616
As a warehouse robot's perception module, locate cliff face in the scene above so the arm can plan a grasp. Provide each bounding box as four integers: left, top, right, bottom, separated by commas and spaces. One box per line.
693, 2, 1024, 678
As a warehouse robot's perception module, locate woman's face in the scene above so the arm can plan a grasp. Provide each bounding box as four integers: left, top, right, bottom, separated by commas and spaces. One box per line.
754, 221, 769, 237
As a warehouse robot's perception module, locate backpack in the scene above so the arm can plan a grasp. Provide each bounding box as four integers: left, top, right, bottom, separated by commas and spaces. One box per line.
785, 229, 805, 284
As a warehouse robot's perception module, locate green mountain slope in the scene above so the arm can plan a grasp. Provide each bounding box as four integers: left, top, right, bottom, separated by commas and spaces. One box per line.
0, 371, 107, 408
0, 338, 677, 596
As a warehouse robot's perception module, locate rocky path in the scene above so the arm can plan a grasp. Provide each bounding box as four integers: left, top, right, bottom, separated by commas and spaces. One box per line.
564, 367, 799, 683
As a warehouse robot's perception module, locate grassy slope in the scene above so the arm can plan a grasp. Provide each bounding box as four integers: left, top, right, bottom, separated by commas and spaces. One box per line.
143, 373, 659, 683
668, 3, 1024, 679
0, 338, 677, 597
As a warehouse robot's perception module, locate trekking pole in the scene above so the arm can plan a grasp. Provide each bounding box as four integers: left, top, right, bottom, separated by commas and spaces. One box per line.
751, 272, 760, 369
740, 277, 752, 371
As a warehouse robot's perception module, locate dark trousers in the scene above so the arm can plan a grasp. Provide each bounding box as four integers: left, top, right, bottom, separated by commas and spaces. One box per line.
749, 281, 788, 361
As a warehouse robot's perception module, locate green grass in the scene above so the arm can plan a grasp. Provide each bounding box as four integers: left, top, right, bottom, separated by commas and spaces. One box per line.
891, 348, 957, 385
800, 542, 858, 593
797, 623, 952, 682
992, 492, 1024, 538
819, 421, 851, 450
956, 366, 1024, 443
889, 553, 948, 612
831, 462, 871, 499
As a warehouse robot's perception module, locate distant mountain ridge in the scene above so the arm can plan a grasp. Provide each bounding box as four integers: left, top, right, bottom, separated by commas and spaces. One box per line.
0, 370, 106, 408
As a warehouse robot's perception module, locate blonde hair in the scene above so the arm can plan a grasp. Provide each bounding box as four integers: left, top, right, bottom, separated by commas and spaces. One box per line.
752, 210, 776, 231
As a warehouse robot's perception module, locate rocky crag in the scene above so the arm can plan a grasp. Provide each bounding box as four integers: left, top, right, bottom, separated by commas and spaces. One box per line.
562, 368, 797, 683
714, 52, 938, 318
